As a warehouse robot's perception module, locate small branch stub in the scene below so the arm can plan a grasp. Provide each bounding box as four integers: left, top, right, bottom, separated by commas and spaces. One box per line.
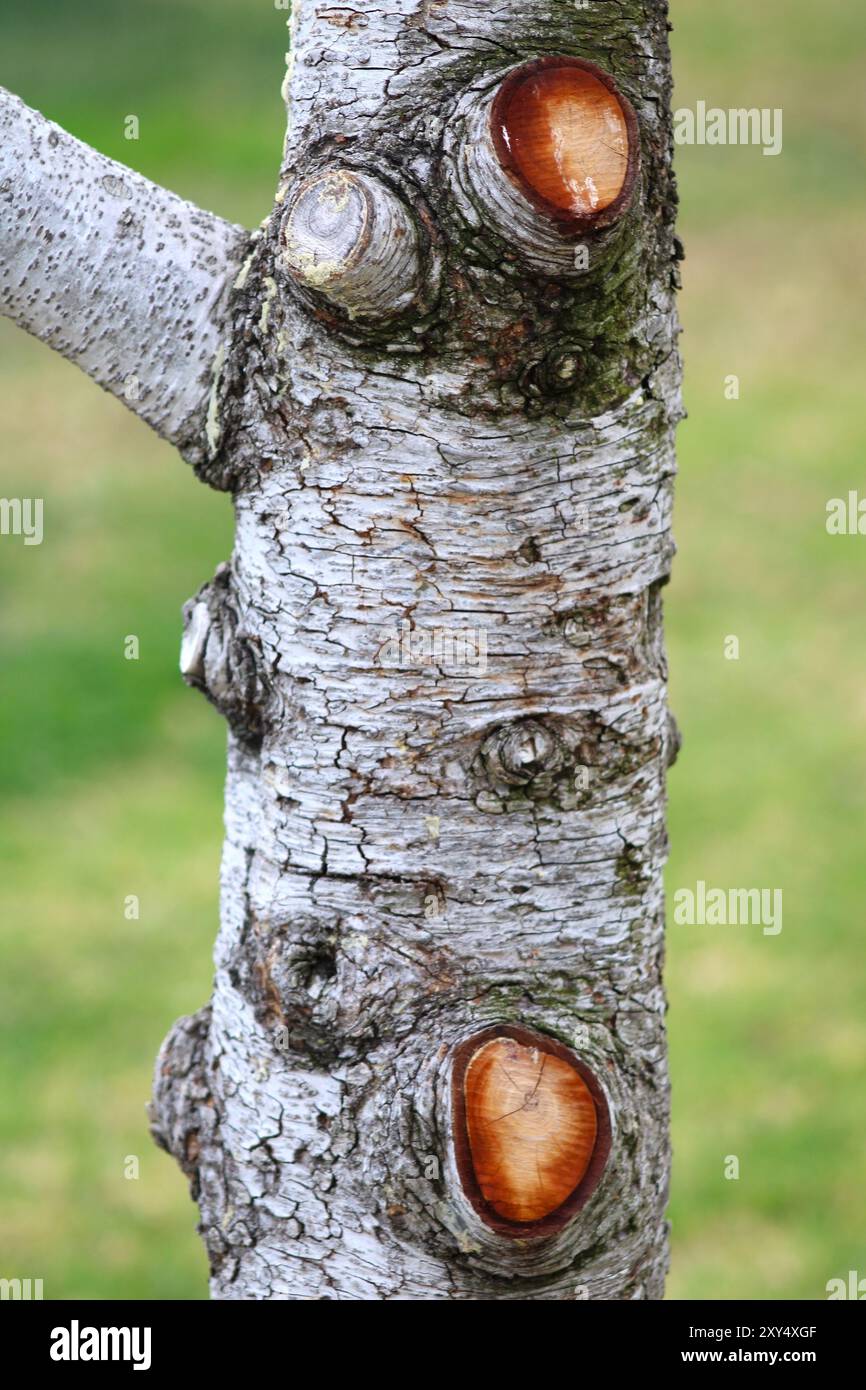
180, 565, 269, 744
451, 56, 640, 275
279, 169, 422, 321
179, 601, 211, 683
452, 1025, 611, 1238
492, 57, 638, 233
482, 718, 563, 787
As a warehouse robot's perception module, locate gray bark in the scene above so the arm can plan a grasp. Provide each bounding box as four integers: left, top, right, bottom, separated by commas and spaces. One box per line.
4, 0, 683, 1300
0, 88, 246, 461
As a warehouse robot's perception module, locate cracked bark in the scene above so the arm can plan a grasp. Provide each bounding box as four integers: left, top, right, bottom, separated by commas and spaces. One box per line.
4, 0, 683, 1300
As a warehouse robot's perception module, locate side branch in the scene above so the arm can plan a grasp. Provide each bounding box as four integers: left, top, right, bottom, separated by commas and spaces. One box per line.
0, 88, 248, 461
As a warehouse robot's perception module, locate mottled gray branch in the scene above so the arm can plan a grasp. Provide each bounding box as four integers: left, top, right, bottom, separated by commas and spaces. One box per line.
0, 88, 248, 462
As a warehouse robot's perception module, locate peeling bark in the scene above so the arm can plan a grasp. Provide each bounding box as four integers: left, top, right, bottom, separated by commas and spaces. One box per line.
3, 0, 683, 1300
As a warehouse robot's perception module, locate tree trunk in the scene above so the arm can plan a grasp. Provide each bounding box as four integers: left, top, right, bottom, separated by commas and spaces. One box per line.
3, 0, 682, 1300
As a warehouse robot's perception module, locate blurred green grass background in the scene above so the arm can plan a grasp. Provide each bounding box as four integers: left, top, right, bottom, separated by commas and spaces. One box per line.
0, 0, 863, 1299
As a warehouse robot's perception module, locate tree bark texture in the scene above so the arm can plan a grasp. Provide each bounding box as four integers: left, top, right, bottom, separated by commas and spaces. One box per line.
4, 0, 683, 1300
0, 89, 245, 459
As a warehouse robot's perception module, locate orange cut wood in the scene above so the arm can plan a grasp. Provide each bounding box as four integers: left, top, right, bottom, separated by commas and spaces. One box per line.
492, 58, 637, 227
462, 1033, 599, 1224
